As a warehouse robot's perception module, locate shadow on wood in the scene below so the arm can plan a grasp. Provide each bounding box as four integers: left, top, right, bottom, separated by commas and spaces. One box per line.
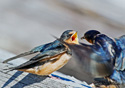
1, 71, 47, 88
0, 49, 91, 88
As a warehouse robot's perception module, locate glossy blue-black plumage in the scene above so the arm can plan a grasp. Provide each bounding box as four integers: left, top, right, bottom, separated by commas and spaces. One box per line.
61, 30, 125, 85
31, 40, 64, 54
93, 33, 125, 85
31, 30, 75, 53
84, 31, 125, 85
115, 35, 125, 71
2, 30, 74, 69
109, 35, 125, 85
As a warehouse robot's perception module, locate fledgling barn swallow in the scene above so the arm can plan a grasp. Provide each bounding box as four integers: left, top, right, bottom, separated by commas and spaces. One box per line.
3, 30, 79, 76
59, 30, 125, 87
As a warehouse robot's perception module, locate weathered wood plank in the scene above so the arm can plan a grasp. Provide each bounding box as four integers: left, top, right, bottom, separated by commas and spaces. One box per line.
0, 49, 91, 88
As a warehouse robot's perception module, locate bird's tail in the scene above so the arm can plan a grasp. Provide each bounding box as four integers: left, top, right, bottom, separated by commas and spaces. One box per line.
2, 51, 37, 63
2, 67, 15, 73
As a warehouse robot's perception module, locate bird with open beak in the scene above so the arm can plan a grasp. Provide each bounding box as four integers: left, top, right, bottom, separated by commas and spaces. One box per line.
59, 30, 125, 88
3, 30, 79, 76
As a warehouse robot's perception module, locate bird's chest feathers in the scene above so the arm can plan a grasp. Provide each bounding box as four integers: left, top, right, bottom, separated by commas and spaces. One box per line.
24, 53, 71, 75
38, 53, 71, 75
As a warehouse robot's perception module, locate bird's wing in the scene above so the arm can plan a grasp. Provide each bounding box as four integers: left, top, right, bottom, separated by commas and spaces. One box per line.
10, 46, 67, 70
31, 42, 53, 52
31, 40, 61, 53
114, 35, 125, 71
116, 35, 125, 50
122, 50, 125, 70
2, 51, 37, 63
3, 40, 59, 63
114, 49, 125, 71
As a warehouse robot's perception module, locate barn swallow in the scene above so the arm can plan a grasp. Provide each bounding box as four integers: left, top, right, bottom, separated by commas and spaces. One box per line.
3, 30, 79, 76
58, 30, 125, 87
81, 30, 125, 85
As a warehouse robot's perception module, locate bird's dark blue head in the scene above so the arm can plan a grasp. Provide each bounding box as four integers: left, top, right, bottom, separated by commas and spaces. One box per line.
60, 30, 79, 44
81, 30, 101, 44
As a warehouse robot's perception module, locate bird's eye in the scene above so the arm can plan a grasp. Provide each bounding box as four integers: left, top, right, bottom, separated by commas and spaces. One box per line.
67, 34, 73, 38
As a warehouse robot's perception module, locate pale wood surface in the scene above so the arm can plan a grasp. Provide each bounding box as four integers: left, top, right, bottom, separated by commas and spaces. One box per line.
0, 49, 90, 88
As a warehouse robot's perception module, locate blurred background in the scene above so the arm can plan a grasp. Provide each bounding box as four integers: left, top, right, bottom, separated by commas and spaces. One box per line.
0, 0, 125, 83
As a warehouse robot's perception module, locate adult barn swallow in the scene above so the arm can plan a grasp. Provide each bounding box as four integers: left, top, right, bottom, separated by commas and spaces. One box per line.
3, 30, 78, 76
59, 30, 125, 86
81, 30, 125, 85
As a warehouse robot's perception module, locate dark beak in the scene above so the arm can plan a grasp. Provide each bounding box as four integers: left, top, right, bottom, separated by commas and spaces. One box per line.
81, 36, 85, 39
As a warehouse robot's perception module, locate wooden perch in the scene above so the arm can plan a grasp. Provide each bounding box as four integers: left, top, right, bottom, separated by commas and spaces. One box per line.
0, 49, 91, 88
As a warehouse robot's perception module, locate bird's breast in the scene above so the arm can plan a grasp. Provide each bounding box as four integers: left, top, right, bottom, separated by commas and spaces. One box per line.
19, 53, 71, 75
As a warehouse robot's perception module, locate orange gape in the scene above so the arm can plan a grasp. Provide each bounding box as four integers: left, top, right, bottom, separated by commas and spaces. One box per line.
3, 30, 79, 77
65, 32, 79, 45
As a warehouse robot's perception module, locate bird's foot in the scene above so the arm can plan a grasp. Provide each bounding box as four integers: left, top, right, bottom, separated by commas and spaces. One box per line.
105, 77, 119, 85
49, 74, 61, 80
94, 78, 111, 86
94, 78, 119, 88
98, 85, 119, 88
49, 74, 74, 82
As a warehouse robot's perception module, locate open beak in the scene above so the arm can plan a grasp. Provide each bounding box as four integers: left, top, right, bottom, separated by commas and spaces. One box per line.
71, 32, 77, 41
